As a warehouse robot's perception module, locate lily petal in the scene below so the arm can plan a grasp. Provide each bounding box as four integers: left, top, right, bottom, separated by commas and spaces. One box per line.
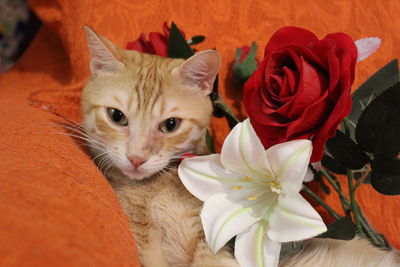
266, 139, 312, 193
200, 191, 270, 253
355, 37, 381, 62
221, 119, 273, 181
303, 167, 314, 182
178, 154, 246, 201
235, 221, 281, 267
267, 193, 327, 242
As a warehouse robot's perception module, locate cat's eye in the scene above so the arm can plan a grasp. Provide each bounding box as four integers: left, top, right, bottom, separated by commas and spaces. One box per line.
107, 108, 128, 126
159, 118, 181, 133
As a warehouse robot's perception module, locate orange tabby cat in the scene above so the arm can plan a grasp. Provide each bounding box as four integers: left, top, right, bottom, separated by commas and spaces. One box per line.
81, 27, 399, 267
81, 26, 238, 266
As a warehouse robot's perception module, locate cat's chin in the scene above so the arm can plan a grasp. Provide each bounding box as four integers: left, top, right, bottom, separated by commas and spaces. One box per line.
121, 169, 157, 181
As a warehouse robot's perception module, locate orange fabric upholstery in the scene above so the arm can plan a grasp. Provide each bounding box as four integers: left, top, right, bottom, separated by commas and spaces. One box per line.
0, 0, 399, 265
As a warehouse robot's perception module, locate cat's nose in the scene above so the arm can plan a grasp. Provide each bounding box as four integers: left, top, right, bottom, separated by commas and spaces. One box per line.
128, 155, 147, 168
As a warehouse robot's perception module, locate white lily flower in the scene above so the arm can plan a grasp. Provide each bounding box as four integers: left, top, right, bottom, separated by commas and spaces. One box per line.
178, 119, 327, 267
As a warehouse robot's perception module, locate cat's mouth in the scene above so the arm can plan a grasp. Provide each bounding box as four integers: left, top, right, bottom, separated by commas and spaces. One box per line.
121, 168, 151, 181
119, 152, 190, 181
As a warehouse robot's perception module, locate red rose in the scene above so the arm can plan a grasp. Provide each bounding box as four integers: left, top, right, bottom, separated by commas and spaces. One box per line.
126, 22, 186, 57
244, 26, 357, 162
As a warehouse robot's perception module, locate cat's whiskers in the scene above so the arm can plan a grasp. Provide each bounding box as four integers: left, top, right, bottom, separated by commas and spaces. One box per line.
103, 157, 115, 177
92, 150, 110, 164
63, 127, 105, 145
97, 154, 113, 173
159, 168, 175, 180
55, 132, 104, 147
56, 122, 107, 149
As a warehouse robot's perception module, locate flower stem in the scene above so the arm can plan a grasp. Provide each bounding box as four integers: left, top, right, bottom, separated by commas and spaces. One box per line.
320, 167, 389, 249
356, 203, 390, 249
354, 164, 371, 190
320, 167, 350, 213
213, 96, 240, 123
302, 184, 340, 220
346, 169, 364, 235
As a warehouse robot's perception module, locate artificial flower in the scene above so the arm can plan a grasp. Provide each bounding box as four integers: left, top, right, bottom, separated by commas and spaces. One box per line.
243, 26, 358, 162
126, 22, 186, 57
355, 37, 381, 62
178, 119, 326, 267
233, 42, 258, 84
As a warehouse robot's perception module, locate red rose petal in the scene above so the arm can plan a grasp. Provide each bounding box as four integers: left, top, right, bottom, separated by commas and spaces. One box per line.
308, 37, 336, 67
310, 94, 352, 162
287, 57, 327, 119
334, 50, 353, 102
286, 90, 331, 138
284, 45, 326, 70
148, 32, 168, 57
126, 41, 139, 51
327, 51, 341, 101
163, 21, 170, 37
281, 66, 298, 97
264, 26, 319, 58
324, 33, 357, 83
260, 84, 279, 109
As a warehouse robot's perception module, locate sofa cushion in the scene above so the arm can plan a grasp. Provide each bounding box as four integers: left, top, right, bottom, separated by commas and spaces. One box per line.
0, 1, 399, 266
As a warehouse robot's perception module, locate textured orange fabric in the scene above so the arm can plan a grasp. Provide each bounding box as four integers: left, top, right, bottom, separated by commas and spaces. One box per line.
0, 0, 399, 265
0, 28, 139, 266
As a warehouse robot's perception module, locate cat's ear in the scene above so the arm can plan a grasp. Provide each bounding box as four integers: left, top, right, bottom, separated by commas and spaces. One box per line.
172, 50, 221, 95
84, 25, 125, 76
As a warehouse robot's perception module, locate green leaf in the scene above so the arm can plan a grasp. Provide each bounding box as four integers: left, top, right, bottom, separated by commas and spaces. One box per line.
355, 82, 400, 155
188, 35, 205, 46
317, 216, 356, 240
321, 155, 346, 174
370, 158, 400, 195
348, 59, 399, 130
232, 42, 258, 85
325, 130, 370, 170
374, 111, 400, 158
279, 241, 303, 260
167, 22, 194, 59
205, 129, 215, 154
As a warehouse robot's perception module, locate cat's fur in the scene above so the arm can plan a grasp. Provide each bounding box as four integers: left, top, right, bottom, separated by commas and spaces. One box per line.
81, 27, 399, 267
81, 26, 238, 266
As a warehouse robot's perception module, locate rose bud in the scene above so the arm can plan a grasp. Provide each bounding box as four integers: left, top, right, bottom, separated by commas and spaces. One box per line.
233, 42, 258, 85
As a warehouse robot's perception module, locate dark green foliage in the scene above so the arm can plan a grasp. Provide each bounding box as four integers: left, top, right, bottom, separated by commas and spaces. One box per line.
167, 23, 194, 59
325, 130, 370, 170
317, 216, 356, 240
321, 155, 346, 174
348, 59, 399, 132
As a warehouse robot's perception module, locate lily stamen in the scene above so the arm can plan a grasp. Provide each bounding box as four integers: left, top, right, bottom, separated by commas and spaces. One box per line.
269, 180, 282, 194
242, 177, 253, 182
231, 186, 243, 190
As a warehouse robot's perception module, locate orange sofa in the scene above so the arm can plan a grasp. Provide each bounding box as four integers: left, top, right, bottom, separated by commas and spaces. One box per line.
0, 0, 399, 266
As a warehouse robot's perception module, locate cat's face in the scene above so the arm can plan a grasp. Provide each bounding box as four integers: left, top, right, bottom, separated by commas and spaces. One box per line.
81, 27, 220, 181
